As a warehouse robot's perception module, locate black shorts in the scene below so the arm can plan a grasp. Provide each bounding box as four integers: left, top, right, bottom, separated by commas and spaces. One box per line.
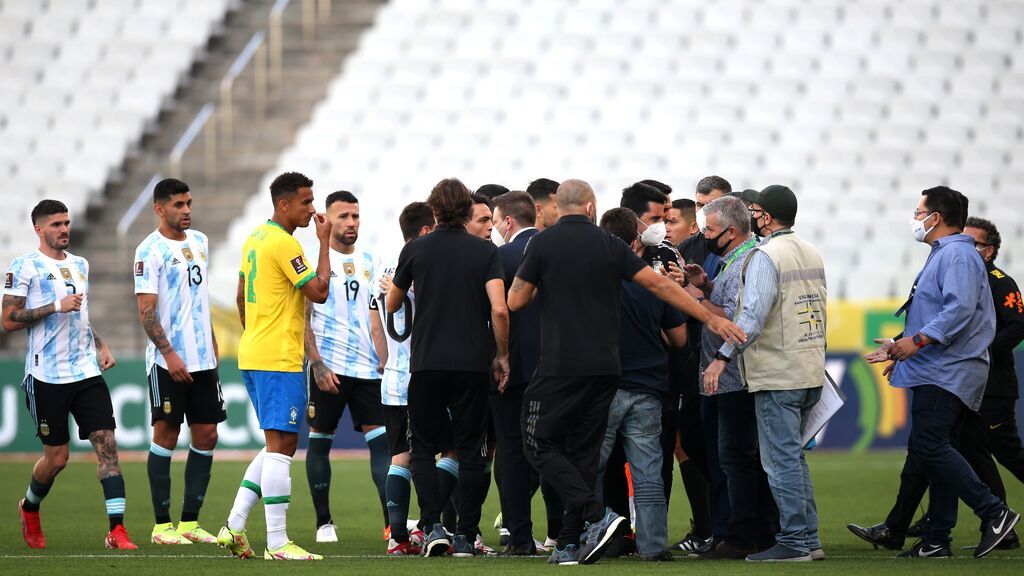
23, 375, 116, 446
306, 370, 385, 432
384, 405, 411, 456
148, 365, 227, 426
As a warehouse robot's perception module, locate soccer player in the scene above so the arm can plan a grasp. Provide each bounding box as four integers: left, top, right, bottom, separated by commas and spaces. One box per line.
5, 200, 136, 550
303, 191, 390, 543
217, 172, 332, 561
373, 201, 436, 555
133, 178, 225, 546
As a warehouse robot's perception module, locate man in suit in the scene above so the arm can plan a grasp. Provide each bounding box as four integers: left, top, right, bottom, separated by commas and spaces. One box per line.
491, 191, 553, 554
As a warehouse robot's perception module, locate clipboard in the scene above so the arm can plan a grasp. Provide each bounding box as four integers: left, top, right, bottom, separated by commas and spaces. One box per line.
801, 370, 846, 447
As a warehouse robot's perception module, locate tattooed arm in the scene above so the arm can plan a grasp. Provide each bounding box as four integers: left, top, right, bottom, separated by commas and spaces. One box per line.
2, 293, 81, 332
88, 430, 122, 480
506, 276, 537, 312
304, 299, 339, 394
93, 330, 116, 370
136, 294, 186, 380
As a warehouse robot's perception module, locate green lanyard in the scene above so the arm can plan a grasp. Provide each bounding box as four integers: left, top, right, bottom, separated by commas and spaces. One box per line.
722, 238, 758, 271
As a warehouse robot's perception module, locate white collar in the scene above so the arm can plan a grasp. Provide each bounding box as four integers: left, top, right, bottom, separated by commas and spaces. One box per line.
509, 227, 537, 243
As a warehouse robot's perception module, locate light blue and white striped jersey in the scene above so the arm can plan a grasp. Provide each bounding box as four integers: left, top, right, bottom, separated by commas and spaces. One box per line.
309, 247, 381, 379
133, 229, 216, 373
4, 251, 100, 384
372, 254, 414, 406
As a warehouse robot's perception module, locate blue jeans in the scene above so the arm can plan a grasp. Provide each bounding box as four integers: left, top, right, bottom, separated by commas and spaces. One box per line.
597, 389, 667, 556
910, 385, 1003, 545
754, 388, 822, 554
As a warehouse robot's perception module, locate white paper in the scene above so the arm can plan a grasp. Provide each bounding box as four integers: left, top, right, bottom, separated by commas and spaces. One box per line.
802, 371, 846, 447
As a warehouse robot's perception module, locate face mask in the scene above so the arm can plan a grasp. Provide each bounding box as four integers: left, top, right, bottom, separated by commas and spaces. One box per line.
640, 221, 667, 246
490, 224, 506, 247
695, 208, 707, 234
704, 228, 731, 256
750, 215, 764, 238
909, 212, 936, 243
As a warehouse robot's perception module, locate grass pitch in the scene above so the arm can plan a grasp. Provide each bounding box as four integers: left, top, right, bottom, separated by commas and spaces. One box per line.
0, 451, 1022, 575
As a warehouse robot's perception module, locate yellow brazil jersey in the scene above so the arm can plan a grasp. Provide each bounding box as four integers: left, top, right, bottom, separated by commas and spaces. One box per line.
238, 220, 316, 372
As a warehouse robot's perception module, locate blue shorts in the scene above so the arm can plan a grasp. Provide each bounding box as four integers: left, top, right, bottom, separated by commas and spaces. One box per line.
242, 370, 307, 433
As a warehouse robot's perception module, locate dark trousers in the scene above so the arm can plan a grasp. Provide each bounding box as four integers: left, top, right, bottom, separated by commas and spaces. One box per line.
491, 384, 535, 546
678, 355, 712, 536
701, 394, 731, 538
909, 385, 1003, 545
408, 370, 488, 536
661, 399, 678, 503
523, 375, 617, 546
980, 396, 1024, 486
717, 390, 779, 549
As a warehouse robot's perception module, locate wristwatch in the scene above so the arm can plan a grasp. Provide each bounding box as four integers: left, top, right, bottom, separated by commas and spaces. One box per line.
695, 296, 706, 303
912, 333, 927, 348
714, 351, 731, 363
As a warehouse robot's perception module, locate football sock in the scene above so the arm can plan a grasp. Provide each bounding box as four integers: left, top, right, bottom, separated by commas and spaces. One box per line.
306, 433, 334, 528
21, 476, 52, 512
181, 445, 213, 523
386, 464, 412, 542
437, 457, 459, 533
101, 475, 127, 530
147, 442, 173, 524
227, 447, 265, 531
365, 427, 390, 526
262, 451, 293, 550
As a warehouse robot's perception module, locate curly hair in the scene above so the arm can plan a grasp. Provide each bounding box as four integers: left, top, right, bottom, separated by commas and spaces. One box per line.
427, 178, 474, 228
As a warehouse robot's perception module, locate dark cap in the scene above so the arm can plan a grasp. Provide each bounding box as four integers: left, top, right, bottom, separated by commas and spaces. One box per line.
757, 185, 797, 222
739, 189, 760, 205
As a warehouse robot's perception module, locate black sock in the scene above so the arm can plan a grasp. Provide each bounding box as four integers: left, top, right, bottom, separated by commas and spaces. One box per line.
181, 445, 213, 523
101, 475, 127, 530
21, 477, 53, 512
386, 465, 412, 542
366, 429, 390, 527
306, 435, 334, 528
437, 458, 459, 532
147, 443, 172, 524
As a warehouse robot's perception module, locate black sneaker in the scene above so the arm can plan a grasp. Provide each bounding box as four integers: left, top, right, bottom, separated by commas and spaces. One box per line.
907, 516, 926, 538
975, 507, 1021, 558
601, 534, 636, 558
639, 550, 674, 562
670, 529, 708, 553
499, 541, 538, 556
451, 534, 475, 558
423, 523, 451, 557
996, 528, 1020, 550
578, 508, 629, 565
687, 535, 721, 557
898, 539, 952, 559
846, 522, 906, 550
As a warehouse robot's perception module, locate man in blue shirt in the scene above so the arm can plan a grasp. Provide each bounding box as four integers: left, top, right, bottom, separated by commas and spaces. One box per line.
870, 186, 1018, 558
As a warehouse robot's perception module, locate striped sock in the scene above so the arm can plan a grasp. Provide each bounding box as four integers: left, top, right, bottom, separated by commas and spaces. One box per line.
147, 442, 173, 524
22, 477, 52, 512
365, 427, 390, 527
228, 448, 265, 531
386, 464, 412, 542
181, 445, 213, 523
262, 452, 293, 551
101, 475, 127, 530
306, 432, 334, 528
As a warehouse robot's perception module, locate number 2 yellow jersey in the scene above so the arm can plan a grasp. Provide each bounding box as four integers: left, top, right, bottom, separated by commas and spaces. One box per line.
238, 220, 316, 372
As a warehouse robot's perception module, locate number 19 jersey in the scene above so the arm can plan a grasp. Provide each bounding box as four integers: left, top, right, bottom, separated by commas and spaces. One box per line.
134, 229, 216, 373
309, 248, 381, 379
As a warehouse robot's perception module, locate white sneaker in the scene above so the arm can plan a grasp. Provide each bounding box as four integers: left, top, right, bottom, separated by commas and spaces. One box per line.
544, 537, 558, 549
534, 537, 551, 553
315, 523, 338, 543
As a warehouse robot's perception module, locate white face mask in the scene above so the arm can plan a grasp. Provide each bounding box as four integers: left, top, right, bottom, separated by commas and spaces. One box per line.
490, 225, 506, 247
909, 212, 937, 243
695, 207, 707, 234
640, 221, 667, 246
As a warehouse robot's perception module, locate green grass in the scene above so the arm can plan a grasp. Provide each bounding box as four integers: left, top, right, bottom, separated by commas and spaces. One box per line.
0, 451, 1022, 574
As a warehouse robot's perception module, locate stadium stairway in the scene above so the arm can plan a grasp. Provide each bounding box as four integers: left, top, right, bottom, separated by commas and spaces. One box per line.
0, 0, 384, 358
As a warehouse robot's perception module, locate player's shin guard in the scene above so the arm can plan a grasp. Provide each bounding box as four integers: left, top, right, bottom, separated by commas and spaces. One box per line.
306, 433, 334, 528
101, 475, 127, 530
386, 465, 413, 542
22, 477, 52, 513
262, 452, 293, 551
228, 448, 265, 531
147, 443, 173, 524
182, 445, 213, 523
365, 427, 390, 526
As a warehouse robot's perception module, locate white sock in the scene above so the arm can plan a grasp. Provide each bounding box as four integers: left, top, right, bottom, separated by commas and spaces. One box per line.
262, 451, 293, 550
227, 448, 266, 531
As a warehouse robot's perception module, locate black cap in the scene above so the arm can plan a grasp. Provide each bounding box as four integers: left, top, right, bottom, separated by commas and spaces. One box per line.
739, 189, 760, 205
757, 185, 797, 222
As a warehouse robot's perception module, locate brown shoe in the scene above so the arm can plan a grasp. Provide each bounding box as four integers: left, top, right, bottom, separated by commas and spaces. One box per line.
693, 541, 756, 560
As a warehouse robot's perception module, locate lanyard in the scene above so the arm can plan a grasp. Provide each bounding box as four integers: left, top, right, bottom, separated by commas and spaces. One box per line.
722, 238, 758, 271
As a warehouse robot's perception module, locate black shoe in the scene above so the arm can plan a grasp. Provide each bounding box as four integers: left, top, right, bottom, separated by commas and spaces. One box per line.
602, 534, 636, 558
846, 522, 906, 550
976, 507, 1021, 558
898, 539, 952, 559
578, 508, 630, 565
693, 541, 755, 560
907, 516, 926, 538
669, 532, 708, 553
499, 541, 538, 556
688, 536, 721, 557
639, 550, 674, 562
996, 528, 1020, 550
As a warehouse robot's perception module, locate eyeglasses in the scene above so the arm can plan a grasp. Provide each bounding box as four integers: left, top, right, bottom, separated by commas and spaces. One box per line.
748, 209, 763, 217
912, 209, 932, 219
974, 241, 992, 248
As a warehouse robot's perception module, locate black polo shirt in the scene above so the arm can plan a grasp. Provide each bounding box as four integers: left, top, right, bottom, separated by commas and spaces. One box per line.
985, 262, 1024, 399
393, 225, 504, 373
515, 214, 648, 377
619, 280, 685, 397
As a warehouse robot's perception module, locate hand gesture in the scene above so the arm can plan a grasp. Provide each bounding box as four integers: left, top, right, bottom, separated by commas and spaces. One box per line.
312, 359, 339, 394
864, 338, 895, 364
165, 350, 193, 383
683, 264, 708, 288
665, 261, 686, 287
707, 316, 746, 346
98, 343, 116, 371
703, 359, 726, 395
313, 213, 332, 242
59, 293, 84, 313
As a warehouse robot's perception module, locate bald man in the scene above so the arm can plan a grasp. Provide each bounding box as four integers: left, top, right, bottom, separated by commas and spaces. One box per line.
508, 179, 744, 565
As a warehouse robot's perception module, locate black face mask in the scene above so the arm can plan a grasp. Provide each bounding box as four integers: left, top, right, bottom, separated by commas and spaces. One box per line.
750, 216, 764, 238
704, 229, 731, 257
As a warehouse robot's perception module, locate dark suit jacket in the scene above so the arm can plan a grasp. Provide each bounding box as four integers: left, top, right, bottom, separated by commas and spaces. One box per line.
500, 228, 541, 388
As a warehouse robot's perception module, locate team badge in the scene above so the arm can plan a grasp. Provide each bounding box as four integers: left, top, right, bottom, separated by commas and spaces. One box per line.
200, 251, 207, 262
307, 404, 316, 419
343, 262, 355, 277
39, 422, 49, 437
134, 261, 144, 277
289, 406, 299, 425
182, 247, 194, 262
363, 268, 371, 281
4, 272, 12, 289
290, 256, 308, 275
163, 400, 172, 414
59, 267, 73, 281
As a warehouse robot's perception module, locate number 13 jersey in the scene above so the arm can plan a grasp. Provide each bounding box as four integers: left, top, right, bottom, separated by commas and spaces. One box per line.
309, 247, 381, 379
134, 229, 216, 373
